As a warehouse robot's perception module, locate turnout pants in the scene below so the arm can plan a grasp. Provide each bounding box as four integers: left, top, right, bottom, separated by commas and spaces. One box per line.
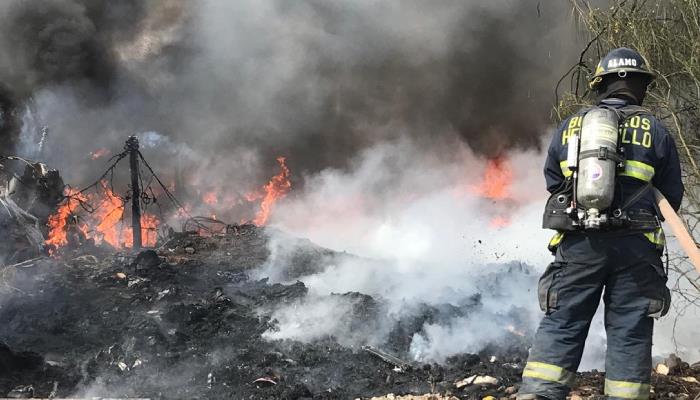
518, 232, 671, 400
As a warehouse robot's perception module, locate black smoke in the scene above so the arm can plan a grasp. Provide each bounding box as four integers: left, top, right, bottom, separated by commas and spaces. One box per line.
0, 0, 579, 182
267, 1, 564, 165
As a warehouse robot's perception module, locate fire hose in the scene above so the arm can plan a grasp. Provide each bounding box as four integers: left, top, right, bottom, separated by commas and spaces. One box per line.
653, 188, 700, 275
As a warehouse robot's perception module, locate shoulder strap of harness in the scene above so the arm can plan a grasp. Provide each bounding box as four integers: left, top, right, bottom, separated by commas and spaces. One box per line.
618, 182, 653, 211
599, 104, 651, 120
605, 105, 655, 212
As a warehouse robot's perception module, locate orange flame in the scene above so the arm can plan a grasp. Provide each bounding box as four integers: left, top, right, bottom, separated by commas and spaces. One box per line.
472, 156, 513, 229
46, 188, 87, 250
46, 182, 160, 252
139, 214, 160, 247
92, 183, 129, 248
473, 156, 513, 200
248, 157, 291, 226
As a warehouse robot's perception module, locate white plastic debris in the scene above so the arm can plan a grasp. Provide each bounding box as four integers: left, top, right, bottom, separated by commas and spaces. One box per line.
655, 363, 670, 375
455, 375, 476, 388
253, 377, 277, 387
474, 376, 498, 385
455, 375, 498, 389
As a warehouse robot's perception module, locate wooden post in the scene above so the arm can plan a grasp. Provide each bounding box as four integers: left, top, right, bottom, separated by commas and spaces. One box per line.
126, 136, 142, 249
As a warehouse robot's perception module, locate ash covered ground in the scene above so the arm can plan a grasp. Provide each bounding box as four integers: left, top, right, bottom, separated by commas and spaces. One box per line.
1, 225, 699, 400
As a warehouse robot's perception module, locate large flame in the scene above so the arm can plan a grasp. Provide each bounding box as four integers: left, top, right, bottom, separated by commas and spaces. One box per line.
46, 155, 292, 253
92, 183, 129, 248
46, 182, 160, 253
247, 157, 292, 226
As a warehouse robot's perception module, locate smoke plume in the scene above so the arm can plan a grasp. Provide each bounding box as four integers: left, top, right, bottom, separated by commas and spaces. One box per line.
259, 138, 700, 368
0, 0, 576, 178
255, 141, 550, 363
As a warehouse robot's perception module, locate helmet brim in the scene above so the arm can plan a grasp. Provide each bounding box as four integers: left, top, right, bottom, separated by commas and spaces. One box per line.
589, 69, 656, 90
592, 68, 656, 80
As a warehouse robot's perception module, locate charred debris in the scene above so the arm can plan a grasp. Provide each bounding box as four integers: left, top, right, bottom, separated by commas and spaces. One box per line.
1, 142, 699, 400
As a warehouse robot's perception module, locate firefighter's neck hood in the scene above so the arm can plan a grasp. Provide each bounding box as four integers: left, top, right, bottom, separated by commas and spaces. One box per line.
595, 76, 648, 106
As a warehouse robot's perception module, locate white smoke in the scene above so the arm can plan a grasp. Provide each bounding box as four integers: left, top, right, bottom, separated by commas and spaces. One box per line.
259, 138, 700, 367
256, 139, 550, 363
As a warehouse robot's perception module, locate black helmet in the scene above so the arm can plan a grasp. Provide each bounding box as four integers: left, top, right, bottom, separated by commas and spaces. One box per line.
589, 47, 655, 89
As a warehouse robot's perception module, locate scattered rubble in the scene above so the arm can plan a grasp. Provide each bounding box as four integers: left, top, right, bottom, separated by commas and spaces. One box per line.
5, 160, 64, 233
570, 364, 700, 400
0, 197, 45, 264
363, 346, 413, 372
656, 354, 688, 376
0, 225, 534, 399
362, 395, 459, 400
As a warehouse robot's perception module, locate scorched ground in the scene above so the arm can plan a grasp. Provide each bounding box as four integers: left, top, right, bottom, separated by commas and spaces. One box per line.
1, 225, 699, 399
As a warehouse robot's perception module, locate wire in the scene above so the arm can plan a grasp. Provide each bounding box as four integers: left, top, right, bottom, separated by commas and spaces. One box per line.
47, 141, 235, 242
137, 151, 222, 232
77, 150, 129, 194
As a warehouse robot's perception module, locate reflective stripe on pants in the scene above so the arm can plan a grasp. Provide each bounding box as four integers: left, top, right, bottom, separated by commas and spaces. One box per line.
522, 361, 575, 386
605, 378, 651, 400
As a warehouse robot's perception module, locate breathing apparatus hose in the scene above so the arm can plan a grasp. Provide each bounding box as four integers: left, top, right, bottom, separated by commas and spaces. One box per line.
653, 188, 700, 275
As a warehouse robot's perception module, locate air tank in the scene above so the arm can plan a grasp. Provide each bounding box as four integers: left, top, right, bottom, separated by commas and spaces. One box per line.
576, 108, 619, 215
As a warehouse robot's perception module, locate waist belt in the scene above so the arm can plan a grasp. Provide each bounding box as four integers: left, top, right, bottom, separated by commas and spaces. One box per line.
605, 209, 660, 231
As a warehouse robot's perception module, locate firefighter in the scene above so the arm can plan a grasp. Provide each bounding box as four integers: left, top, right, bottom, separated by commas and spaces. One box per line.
517, 47, 684, 400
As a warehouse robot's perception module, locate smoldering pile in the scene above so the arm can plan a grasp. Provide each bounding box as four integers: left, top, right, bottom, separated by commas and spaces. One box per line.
2, 224, 699, 400
0, 224, 538, 399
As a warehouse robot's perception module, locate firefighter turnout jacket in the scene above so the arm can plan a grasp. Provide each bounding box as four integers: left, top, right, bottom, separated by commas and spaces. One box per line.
544, 97, 684, 250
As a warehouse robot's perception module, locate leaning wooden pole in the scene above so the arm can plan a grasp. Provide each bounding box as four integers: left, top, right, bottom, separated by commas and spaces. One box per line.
654, 188, 700, 275
126, 135, 142, 249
